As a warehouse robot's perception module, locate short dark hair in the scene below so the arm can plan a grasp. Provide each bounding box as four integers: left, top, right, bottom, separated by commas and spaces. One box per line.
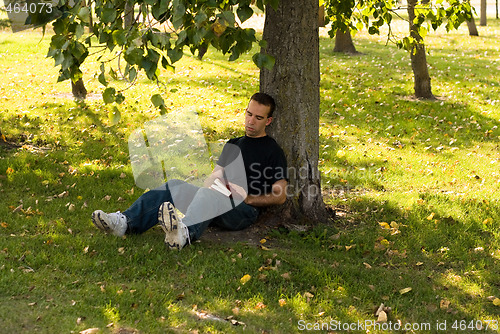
251, 92, 276, 117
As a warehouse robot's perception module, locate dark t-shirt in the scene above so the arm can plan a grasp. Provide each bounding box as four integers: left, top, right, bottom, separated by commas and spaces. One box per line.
218, 135, 287, 196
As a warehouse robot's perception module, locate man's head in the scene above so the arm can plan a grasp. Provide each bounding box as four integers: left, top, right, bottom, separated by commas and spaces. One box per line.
245, 93, 276, 138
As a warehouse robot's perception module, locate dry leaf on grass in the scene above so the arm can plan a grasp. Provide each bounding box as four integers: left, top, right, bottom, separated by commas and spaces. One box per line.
240, 274, 251, 285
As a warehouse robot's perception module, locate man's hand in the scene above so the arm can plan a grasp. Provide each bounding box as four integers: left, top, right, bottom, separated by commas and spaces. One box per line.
227, 182, 248, 201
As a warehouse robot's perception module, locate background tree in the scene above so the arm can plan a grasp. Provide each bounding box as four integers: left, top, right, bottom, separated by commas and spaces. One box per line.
467, 15, 479, 36
29, 0, 329, 223
325, 0, 359, 54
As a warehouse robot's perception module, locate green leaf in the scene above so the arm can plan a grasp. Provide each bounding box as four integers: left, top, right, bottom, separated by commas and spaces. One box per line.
115, 92, 125, 104
53, 50, 65, 66
75, 24, 84, 39
102, 8, 117, 23
124, 47, 144, 65
221, 11, 236, 26
128, 66, 137, 82
103, 87, 116, 104
237, 5, 253, 23
152, 0, 170, 22
151, 93, 165, 109
172, 0, 186, 30
98, 72, 108, 86
252, 52, 275, 70
77, 7, 90, 23
167, 48, 183, 63
108, 106, 121, 125
161, 56, 175, 72
112, 30, 127, 46
176, 30, 187, 46
195, 11, 208, 27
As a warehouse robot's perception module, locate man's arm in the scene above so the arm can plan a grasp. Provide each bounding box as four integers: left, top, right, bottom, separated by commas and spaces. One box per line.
244, 179, 287, 207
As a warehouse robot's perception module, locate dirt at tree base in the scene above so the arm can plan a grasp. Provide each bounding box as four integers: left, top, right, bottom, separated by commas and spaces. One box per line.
199, 205, 339, 246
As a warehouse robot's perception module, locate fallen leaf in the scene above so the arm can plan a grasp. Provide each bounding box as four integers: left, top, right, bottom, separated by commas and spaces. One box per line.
1, 222, 7, 228
6, 167, 14, 174
254, 302, 266, 310
426, 212, 435, 220
281, 272, 291, 280
12, 204, 23, 213
279, 298, 286, 307
345, 244, 355, 251
493, 298, 500, 306
377, 310, 388, 322
303, 292, 314, 302
399, 287, 412, 295
260, 238, 267, 244
483, 218, 492, 225
80, 328, 100, 334
363, 262, 372, 269
440, 299, 450, 310
378, 222, 391, 229
240, 274, 251, 285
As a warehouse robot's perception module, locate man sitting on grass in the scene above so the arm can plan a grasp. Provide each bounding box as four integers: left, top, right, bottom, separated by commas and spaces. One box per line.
92, 92, 288, 250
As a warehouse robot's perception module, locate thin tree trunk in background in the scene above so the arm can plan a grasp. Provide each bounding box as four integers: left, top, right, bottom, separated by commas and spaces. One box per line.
71, 79, 88, 100
124, 1, 134, 29
480, 0, 487, 26
407, 0, 434, 99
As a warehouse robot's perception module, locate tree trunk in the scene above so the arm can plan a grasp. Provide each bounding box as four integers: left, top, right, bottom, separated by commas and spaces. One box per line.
480, 0, 487, 26
124, 1, 134, 29
407, 0, 434, 99
260, 0, 327, 224
71, 78, 88, 100
333, 29, 358, 54
467, 17, 479, 36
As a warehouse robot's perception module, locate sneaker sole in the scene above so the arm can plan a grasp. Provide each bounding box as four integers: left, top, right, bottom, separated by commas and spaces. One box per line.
158, 202, 181, 250
92, 210, 111, 233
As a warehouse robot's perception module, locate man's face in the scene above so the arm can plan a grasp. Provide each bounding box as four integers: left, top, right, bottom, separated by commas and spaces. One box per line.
245, 99, 273, 138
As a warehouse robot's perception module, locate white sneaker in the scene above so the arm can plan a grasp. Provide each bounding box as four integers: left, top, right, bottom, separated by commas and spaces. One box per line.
92, 210, 128, 237
158, 202, 190, 250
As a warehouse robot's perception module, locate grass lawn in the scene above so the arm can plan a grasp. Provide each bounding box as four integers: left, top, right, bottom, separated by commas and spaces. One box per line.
1, 17, 500, 333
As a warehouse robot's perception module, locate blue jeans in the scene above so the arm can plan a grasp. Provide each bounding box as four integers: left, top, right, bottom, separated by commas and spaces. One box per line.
123, 179, 260, 241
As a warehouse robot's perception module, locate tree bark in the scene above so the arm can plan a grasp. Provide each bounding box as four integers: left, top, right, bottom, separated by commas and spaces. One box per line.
407, 0, 434, 99
124, 1, 134, 29
260, 0, 327, 224
480, 0, 487, 26
71, 78, 88, 100
467, 17, 479, 36
333, 29, 358, 54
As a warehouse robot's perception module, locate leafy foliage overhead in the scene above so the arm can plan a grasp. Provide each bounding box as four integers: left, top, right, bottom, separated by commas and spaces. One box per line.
324, 0, 474, 50
29, 0, 278, 106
